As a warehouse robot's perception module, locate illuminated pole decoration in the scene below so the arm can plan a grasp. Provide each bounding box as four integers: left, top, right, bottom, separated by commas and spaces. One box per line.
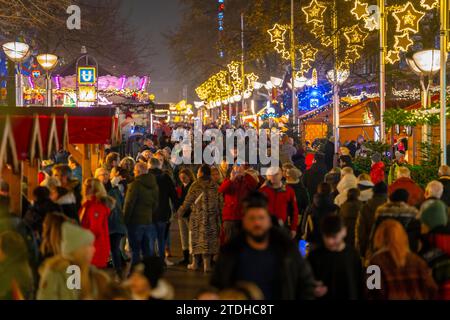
218, 0, 225, 58
440, 0, 447, 165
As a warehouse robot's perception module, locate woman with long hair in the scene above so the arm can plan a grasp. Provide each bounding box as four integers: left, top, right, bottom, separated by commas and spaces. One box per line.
40, 213, 69, 262
368, 219, 437, 300
79, 178, 114, 269
177, 168, 196, 265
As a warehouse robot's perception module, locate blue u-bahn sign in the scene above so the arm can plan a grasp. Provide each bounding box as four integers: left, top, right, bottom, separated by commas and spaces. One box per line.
77, 67, 96, 84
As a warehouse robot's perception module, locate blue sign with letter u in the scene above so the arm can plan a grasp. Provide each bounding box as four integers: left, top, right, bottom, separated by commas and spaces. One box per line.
78, 67, 96, 84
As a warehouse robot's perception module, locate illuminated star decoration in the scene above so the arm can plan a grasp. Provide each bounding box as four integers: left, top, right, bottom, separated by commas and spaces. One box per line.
274, 41, 287, 54
351, 0, 369, 20
364, 16, 379, 31
344, 25, 368, 49
420, 0, 438, 10
302, 0, 327, 24
267, 24, 287, 43
299, 43, 318, 62
386, 50, 401, 64
394, 33, 413, 52
393, 2, 425, 34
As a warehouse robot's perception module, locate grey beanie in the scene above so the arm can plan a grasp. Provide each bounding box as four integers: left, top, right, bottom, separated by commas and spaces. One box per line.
371, 152, 382, 163
61, 222, 95, 257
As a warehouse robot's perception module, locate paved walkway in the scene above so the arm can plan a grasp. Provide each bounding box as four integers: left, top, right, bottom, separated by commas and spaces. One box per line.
164, 221, 210, 300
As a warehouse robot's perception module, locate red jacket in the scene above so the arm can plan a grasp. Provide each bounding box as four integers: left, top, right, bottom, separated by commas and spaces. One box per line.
219, 174, 259, 221
388, 177, 424, 207
259, 183, 299, 231
370, 161, 385, 184
79, 199, 111, 268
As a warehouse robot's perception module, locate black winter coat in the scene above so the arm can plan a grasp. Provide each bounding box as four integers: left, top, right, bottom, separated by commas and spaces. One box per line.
303, 162, 328, 198
438, 176, 450, 207
301, 193, 339, 245
149, 168, 178, 223
210, 228, 316, 300
24, 199, 61, 236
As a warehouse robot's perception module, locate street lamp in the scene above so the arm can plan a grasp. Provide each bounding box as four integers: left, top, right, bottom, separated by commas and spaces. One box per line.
270, 77, 283, 88
327, 69, 350, 152
37, 53, 59, 107
2, 41, 30, 107
406, 49, 445, 143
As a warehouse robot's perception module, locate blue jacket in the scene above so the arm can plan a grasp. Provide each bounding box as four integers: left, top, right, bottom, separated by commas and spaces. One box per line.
105, 182, 127, 235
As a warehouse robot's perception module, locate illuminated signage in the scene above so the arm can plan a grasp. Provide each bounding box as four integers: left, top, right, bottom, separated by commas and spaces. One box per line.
78, 67, 96, 84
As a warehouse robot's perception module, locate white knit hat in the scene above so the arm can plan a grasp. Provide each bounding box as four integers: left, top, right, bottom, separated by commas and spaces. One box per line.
61, 222, 95, 258
266, 167, 281, 176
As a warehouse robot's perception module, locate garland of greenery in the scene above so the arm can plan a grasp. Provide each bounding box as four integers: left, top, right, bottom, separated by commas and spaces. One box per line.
383, 107, 440, 127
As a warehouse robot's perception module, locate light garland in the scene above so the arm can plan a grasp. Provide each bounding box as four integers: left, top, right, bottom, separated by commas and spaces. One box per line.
195, 60, 259, 104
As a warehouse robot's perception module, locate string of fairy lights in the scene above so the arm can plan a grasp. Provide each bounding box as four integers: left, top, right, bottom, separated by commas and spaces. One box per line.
195, 61, 259, 105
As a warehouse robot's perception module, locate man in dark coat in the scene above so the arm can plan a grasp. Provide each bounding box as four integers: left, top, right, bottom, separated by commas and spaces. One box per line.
148, 158, 178, 262
124, 162, 159, 267
303, 152, 328, 199
211, 192, 316, 300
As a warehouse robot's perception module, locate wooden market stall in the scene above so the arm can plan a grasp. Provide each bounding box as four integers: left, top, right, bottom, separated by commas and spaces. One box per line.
0, 106, 118, 214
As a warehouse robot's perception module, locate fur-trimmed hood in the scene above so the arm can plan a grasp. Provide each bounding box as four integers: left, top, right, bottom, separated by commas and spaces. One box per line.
375, 201, 419, 219
56, 192, 76, 205
337, 174, 358, 194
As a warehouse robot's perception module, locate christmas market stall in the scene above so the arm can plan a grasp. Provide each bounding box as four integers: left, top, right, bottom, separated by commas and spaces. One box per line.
0, 106, 117, 214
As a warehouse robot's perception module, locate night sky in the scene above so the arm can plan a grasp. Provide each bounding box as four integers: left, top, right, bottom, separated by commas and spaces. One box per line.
120, 0, 183, 81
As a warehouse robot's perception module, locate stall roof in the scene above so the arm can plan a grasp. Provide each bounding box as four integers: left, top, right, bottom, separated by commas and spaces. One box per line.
53, 55, 115, 77
0, 107, 118, 171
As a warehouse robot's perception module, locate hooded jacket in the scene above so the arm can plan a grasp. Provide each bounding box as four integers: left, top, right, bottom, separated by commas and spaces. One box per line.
219, 174, 259, 221
104, 181, 127, 235
123, 173, 159, 226
79, 197, 114, 269
334, 174, 358, 207
371, 201, 421, 253
303, 161, 328, 198
210, 228, 316, 300
260, 182, 299, 231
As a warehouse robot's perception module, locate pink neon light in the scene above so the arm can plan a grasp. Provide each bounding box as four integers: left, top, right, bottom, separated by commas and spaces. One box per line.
54, 75, 61, 90
28, 76, 35, 89
140, 76, 148, 91
120, 75, 126, 90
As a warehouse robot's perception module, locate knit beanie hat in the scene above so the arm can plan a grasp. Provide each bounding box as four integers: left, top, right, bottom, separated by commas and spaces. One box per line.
61, 222, 95, 257
371, 152, 382, 163
420, 200, 448, 230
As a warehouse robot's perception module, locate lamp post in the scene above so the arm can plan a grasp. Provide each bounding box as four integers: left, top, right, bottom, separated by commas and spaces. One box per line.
406, 49, 444, 143
2, 41, 30, 107
379, 0, 386, 142
327, 69, 349, 153
440, 0, 448, 165
37, 54, 58, 107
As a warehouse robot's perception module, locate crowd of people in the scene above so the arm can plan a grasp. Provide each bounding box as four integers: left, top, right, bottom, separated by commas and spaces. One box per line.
1, 127, 450, 300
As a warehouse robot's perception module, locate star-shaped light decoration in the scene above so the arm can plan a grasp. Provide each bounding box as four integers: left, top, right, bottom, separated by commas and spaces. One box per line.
351, 0, 369, 20
394, 33, 413, 52
302, 0, 327, 24
267, 24, 288, 43
420, 0, 438, 10
245, 73, 259, 94
364, 16, 379, 31
343, 48, 361, 65
344, 25, 368, 48
299, 43, 318, 62
274, 41, 287, 54
282, 51, 291, 60
321, 36, 333, 47
393, 2, 425, 34
386, 50, 401, 64
311, 24, 324, 37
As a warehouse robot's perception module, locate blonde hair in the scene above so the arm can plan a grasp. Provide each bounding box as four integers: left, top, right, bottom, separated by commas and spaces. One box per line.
438, 165, 450, 177
373, 219, 410, 268
40, 213, 69, 257
82, 178, 107, 202
397, 166, 411, 178
358, 173, 371, 182
94, 167, 109, 179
